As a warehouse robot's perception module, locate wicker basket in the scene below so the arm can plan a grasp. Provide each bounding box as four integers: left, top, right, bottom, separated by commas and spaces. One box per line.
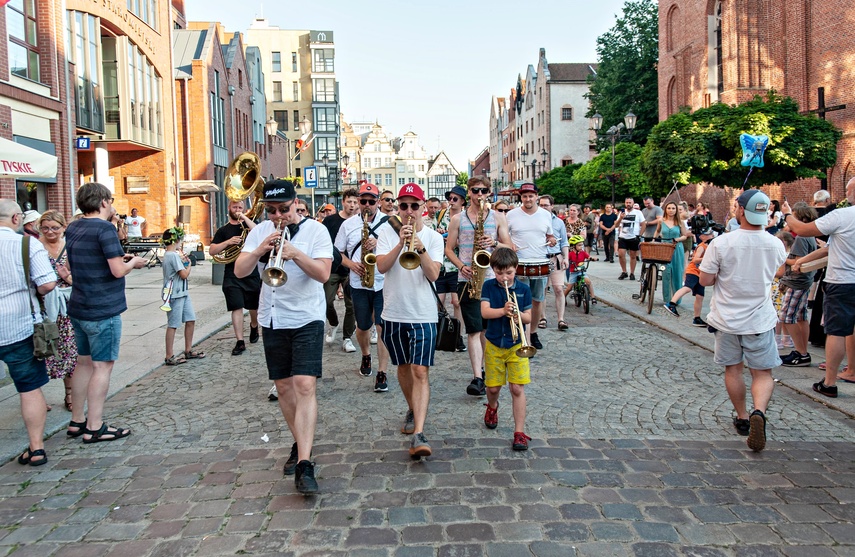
639, 241, 676, 263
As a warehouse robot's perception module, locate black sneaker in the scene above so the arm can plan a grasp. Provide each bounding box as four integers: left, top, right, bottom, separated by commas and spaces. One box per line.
456, 336, 467, 352
629, 273, 636, 281
813, 379, 838, 398
359, 355, 372, 377
747, 410, 767, 452
618, 272, 628, 280
249, 326, 260, 344
374, 371, 388, 392
231, 340, 246, 356
663, 302, 679, 317
691, 317, 707, 327
401, 409, 415, 434
466, 377, 486, 396
531, 333, 543, 350
732, 417, 750, 436
283, 442, 298, 475
294, 460, 318, 494
781, 352, 812, 367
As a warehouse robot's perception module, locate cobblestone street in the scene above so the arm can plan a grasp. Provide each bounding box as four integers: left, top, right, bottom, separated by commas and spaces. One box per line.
2, 292, 855, 556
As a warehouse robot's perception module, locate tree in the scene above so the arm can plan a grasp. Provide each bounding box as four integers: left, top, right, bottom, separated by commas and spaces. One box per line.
640, 92, 843, 189
587, 0, 659, 148
536, 164, 582, 205
570, 142, 654, 207
456, 172, 469, 188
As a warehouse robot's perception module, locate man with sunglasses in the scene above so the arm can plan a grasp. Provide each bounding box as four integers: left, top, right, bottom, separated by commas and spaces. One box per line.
375, 183, 444, 457
446, 177, 512, 396
235, 179, 333, 494
437, 186, 467, 353
380, 191, 397, 216
321, 189, 359, 353
334, 183, 393, 391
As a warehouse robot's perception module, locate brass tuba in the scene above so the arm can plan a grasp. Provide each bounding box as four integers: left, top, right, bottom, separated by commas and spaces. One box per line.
213, 152, 264, 264
468, 199, 491, 299
399, 216, 421, 270
360, 210, 376, 288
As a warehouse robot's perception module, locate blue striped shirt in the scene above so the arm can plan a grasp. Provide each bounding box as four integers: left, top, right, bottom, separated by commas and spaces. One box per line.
66, 218, 127, 321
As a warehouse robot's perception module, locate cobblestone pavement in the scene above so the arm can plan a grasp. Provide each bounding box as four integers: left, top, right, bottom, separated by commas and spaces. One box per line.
2, 295, 855, 556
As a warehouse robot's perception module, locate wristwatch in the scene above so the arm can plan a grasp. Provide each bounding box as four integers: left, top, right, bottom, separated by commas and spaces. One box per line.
416, 247, 427, 255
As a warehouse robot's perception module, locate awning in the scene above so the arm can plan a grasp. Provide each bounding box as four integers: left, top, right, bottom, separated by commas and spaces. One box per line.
178, 180, 219, 195
0, 137, 57, 179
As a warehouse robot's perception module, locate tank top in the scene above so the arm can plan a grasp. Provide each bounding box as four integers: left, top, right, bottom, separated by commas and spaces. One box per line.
457, 208, 497, 283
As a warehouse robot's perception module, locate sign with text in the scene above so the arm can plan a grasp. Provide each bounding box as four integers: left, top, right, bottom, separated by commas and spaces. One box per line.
304, 166, 318, 188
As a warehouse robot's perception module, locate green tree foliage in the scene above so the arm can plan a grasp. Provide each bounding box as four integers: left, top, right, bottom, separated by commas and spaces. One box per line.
536, 164, 582, 205
456, 172, 469, 188
587, 0, 659, 148
570, 142, 655, 207
640, 92, 843, 189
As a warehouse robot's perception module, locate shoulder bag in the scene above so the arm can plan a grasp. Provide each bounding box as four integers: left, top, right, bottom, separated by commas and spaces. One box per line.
22, 236, 60, 360
428, 280, 461, 352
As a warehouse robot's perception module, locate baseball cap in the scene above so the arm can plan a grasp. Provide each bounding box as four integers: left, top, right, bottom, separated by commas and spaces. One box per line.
445, 185, 467, 201
322, 203, 335, 212
397, 182, 425, 202
358, 183, 380, 198
519, 183, 537, 194
22, 210, 41, 225
736, 189, 770, 226
261, 179, 297, 202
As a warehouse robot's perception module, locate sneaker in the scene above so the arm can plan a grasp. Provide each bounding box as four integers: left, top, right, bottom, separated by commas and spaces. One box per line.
691, 316, 707, 327
410, 432, 432, 458
231, 340, 246, 356
370, 328, 378, 344
813, 379, 838, 398
663, 302, 680, 317
512, 432, 532, 451
531, 333, 543, 350
283, 442, 298, 475
484, 402, 498, 429
781, 352, 812, 367
359, 355, 372, 377
294, 460, 318, 494
776, 339, 786, 350
268, 385, 278, 401
250, 326, 260, 344
456, 336, 467, 352
747, 410, 767, 452
325, 324, 339, 344
618, 272, 628, 280
782, 336, 794, 348
342, 338, 356, 353
732, 417, 750, 436
629, 273, 636, 281
401, 409, 415, 434
374, 371, 388, 392
466, 377, 486, 396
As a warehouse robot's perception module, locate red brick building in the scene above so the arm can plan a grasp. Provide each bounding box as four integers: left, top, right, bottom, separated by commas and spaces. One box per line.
470, 147, 490, 179
659, 1, 854, 219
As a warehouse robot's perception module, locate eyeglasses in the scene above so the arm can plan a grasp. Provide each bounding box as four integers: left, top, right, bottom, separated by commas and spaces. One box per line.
497, 208, 510, 213
359, 199, 377, 206
470, 187, 490, 195
449, 196, 463, 203
264, 203, 293, 215
39, 226, 62, 233
296, 208, 307, 214
381, 198, 394, 202
398, 202, 421, 211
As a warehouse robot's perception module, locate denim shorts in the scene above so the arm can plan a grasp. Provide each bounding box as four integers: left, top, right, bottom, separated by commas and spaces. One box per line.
351, 288, 384, 330
166, 296, 196, 329
0, 336, 49, 393
71, 315, 122, 362
382, 321, 437, 367
517, 276, 546, 302
262, 320, 324, 379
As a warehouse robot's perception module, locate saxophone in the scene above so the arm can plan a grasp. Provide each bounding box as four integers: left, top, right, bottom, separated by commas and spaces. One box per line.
360, 210, 376, 288
467, 199, 492, 299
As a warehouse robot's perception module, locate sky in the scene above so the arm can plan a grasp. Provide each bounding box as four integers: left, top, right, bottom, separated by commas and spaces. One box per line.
185, 0, 632, 171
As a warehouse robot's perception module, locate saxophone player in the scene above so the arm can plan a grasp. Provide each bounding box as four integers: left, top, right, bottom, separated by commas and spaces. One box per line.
445, 176, 512, 397
334, 183, 393, 392
210, 200, 260, 357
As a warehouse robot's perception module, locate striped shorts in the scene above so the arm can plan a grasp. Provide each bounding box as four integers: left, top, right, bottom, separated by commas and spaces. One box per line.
778, 287, 810, 324
381, 321, 437, 367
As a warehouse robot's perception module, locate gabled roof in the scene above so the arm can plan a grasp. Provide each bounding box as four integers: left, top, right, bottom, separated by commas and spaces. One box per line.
173, 28, 209, 78
547, 63, 597, 82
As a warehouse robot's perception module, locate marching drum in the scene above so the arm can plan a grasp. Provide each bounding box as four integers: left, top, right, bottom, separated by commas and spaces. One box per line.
516, 259, 552, 277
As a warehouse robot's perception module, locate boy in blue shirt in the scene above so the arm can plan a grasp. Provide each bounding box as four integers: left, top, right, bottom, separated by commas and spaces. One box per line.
480, 247, 533, 450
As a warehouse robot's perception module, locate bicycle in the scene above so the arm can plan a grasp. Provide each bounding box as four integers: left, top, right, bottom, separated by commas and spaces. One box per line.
566, 261, 593, 314
632, 241, 675, 314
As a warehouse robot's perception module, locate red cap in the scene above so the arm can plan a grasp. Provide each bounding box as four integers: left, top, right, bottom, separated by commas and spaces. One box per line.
358, 183, 380, 198
397, 182, 426, 202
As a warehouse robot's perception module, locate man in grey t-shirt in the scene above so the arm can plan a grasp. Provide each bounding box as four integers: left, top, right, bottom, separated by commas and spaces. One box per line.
641, 197, 663, 241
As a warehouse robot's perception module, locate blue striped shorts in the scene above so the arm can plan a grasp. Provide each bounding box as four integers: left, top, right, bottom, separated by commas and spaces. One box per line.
381, 321, 437, 367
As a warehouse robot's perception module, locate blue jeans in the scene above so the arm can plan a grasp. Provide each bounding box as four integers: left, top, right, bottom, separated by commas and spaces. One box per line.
0, 336, 49, 393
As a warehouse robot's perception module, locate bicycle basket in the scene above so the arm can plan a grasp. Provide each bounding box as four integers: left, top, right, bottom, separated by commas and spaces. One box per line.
639, 242, 676, 263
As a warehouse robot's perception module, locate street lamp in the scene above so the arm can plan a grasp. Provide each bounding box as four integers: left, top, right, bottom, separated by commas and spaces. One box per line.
530, 159, 537, 181
591, 111, 637, 205
521, 149, 527, 180
540, 148, 548, 173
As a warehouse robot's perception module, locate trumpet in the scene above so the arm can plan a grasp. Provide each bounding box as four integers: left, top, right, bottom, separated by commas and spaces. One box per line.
261, 222, 290, 287
160, 278, 174, 312
399, 216, 421, 270
504, 280, 536, 358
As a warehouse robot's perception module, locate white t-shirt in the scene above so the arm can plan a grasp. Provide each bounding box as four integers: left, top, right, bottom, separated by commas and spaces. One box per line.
506, 207, 553, 260
335, 211, 390, 291
815, 206, 855, 284
699, 228, 787, 335
618, 209, 644, 239
125, 215, 146, 237
242, 219, 332, 329
377, 225, 444, 323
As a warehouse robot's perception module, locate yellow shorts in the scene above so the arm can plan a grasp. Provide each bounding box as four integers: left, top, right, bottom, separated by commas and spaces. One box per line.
484, 341, 531, 387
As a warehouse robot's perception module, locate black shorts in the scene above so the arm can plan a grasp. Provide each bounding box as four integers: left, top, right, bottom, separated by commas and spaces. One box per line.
618, 237, 640, 252
457, 282, 486, 334
683, 273, 705, 297
222, 275, 261, 311
262, 321, 324, 380
435, 270, 459, 294
823, 283, 855, 337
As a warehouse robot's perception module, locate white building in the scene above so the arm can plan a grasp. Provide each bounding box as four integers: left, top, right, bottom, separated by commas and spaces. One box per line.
361, 123, 396, 192
426, 151, 459, 199
394, 131, 429, 189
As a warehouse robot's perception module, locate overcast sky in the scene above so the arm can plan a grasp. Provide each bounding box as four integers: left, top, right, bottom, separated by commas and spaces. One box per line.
185, 0, 631, 170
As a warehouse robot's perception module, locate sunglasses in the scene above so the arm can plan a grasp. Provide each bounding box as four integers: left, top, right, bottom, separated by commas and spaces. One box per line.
296, 208, 307, 213
497, 208, 510, 213
449, 196, 463, 203
398, 202, 421, 211
381, 198, 394, 202
264, 203, 293, 215
359, 199, 377, 206
39, 226, 63, 232
470, 187, 490, 195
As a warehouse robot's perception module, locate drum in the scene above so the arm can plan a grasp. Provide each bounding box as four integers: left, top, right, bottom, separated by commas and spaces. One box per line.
516, 259, 552, 277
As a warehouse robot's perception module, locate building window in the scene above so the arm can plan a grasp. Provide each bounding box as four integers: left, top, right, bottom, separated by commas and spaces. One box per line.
398, 177, 405, 185
126, 0, 158, 31
363, 158, 371, 169
312, 78, 336, 102
292, 52, 297, 72
210, 71, 225, 148
274, 110, 287, 134
272, 51, 281, 72
374, 174, 382, 185
715, 1, 723, 96
385, 174, 392, 186
292, 81, 299, 101
312, 48, 334, 72
313, 107, 337, 132
385, 157, 392, 166
238, 69, 243, 88
418, 178, 425, 185
374, 158, 381, 167
314, 136, 336, 161
272, 81, 282, 101
293, 110, 299, 131
68, 11, 103, 133
8, 0, 40, 82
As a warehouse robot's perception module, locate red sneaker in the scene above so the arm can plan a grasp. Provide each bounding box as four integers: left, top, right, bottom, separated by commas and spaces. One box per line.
512, 432, 531, 451
484, 402, 498, 429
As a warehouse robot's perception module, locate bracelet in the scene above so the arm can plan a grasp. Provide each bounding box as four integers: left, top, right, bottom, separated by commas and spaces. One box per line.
416, 247, 426, 255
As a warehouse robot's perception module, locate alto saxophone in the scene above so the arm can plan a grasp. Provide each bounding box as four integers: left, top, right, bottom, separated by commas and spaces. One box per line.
468, 199, 492, 299
360, 210, 376, 288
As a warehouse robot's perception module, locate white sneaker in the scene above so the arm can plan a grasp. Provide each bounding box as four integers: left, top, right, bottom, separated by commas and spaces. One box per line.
342, 338, 356, 353
325, 325, 339, 344
370, 327, 378, 344
268, 385, 278, 401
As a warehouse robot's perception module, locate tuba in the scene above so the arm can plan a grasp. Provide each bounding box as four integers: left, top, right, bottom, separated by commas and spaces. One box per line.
360, 210, 376, 288
213, 152, 264, 264
399, 216, 421, 270
468, 199, 491, 299
261, 223, 290, 287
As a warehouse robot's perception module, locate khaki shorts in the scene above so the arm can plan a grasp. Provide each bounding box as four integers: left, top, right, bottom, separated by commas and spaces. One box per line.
713, 328, 780, 370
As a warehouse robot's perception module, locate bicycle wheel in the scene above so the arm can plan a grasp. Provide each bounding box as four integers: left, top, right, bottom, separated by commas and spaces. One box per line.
638, 264, 648, 303
582, 284, 591, 314
574, 284, 582, 307
646, 266, 658, 314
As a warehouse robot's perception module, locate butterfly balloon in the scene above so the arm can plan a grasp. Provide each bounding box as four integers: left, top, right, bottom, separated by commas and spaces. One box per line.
740, 133, 769, 168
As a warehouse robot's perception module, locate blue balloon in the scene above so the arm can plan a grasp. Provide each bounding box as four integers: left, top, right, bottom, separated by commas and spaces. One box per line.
740, 133, 769, 168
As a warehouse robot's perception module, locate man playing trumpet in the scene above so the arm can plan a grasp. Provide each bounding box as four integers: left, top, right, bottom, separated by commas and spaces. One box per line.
235, 179, 333, 494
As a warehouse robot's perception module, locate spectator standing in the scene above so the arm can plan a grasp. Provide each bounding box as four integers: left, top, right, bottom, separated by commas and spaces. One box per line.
124, 208, 146, 241
438, 186, 467, 353
598, 203, 618, 263
765, 200, 784, 235
539, 195, 569, 331
615, 198, 644, 280
582, 205, 597, 252
321, 189, 359, 352
423, 197, 441, 230
22, 210, 41, 239
564, 204, 585, 239
664, 227, 714, 326
655, 201, 688, 303
161, 227, 205, 365
808, 190, 834, 348
640, 196, 664, 242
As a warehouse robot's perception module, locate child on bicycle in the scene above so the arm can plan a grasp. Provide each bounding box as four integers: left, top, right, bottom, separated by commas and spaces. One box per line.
563, 234, 598, 303
480, 247, 533, 451
664, 227, 714, 326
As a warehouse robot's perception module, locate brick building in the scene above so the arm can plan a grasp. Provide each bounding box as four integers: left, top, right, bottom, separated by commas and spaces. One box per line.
660, 1, 855, 220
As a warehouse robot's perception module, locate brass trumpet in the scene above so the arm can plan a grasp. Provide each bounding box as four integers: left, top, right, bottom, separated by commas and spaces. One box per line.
504, 280, 536, 358
261, 223, 290, 287
399, 216, 421, 270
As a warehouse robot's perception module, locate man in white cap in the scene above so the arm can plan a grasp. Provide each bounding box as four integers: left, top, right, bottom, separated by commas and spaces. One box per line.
22, 210, 41, 239
699, 189, 787, 452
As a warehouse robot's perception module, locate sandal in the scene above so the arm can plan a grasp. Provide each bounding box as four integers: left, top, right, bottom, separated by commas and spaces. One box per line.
82, 423, 131, 444
164, 355, 186, 366
538, 318, 547, 329
558, 320, 569, 331
184, 350, 206, 359
64, 387, 72, 412
67, 419, 87, 438
18, 447, 48, 467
